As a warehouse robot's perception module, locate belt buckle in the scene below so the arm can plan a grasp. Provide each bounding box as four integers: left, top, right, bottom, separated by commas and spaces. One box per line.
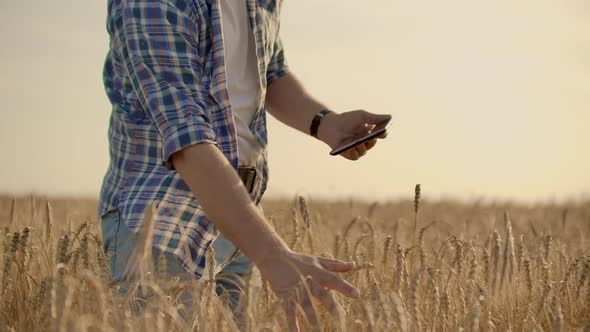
239, 166, 257, 194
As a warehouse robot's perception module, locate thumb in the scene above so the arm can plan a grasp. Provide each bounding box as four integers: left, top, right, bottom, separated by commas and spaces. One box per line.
317, 257, 356, 272
363, 111, 391, 124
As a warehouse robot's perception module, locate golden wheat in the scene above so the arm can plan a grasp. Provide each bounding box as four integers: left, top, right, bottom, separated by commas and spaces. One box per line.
0, 193, 589, 331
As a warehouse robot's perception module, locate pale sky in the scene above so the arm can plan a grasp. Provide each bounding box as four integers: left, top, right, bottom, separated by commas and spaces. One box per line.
0, 0, 588, 202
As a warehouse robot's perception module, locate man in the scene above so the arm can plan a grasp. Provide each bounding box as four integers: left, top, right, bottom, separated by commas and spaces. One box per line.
99, 0, 390, 329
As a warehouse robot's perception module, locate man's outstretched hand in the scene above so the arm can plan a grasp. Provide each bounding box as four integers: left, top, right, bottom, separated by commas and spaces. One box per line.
318, 110, 391, 160
173, 142, 358, 330
256, 249, 359, 331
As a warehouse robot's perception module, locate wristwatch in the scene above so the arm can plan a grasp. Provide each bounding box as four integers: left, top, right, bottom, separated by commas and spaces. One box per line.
309, 109, 334, 139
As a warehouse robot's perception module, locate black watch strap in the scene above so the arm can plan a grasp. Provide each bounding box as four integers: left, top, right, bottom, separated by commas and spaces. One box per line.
310, 109, 333, 139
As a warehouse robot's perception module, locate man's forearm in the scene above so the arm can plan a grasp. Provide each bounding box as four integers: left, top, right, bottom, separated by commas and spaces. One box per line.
171, 143, 290, 265
265, 72, 335, 143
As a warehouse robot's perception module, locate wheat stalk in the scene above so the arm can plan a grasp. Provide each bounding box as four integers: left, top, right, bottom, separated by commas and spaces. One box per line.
500, 211, 516, 288
1, 231, 20, 295
382, 235, 393, 268
490, 230, 501, 295
9, 197, 16, 225
45, 200, 53, 243
408, 271, 422, 330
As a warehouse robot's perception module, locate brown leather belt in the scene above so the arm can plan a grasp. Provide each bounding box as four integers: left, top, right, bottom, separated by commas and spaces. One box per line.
238, 166, 258, 194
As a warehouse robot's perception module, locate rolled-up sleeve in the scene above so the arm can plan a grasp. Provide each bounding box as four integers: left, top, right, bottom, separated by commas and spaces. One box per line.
266, 34, 289, 86
118, 0, 216, 169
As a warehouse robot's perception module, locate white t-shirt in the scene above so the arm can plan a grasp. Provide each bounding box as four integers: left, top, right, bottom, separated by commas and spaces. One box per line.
220, 0, 263, 167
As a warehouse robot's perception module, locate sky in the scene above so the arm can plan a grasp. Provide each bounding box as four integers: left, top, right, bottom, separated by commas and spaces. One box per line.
0, 0, 589, 203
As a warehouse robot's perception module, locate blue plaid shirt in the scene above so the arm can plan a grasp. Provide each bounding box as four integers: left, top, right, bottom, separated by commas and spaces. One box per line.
98, 0, 288, 278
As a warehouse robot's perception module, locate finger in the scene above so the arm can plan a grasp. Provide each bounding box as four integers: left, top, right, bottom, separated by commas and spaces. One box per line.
300, 278, 321, 331
355, 144, 368, 157
318, 271, 359, 298
364, 138, 377, 150
317, 257, 355, 272
344, 149, 360, 160
363, 111, 392, 124
284, 299, 299, 332
310, 281, 339, 316
378, 130, 388, 139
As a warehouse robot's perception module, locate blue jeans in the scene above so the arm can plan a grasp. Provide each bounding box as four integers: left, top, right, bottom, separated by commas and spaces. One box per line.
100, 209, 253, 317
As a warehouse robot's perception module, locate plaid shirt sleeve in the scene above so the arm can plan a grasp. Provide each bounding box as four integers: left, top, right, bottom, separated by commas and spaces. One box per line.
119, 0, 216, 169
266, 33, 289, 86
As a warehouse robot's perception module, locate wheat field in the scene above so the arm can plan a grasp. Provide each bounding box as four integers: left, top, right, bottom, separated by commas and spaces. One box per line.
0, 189, 589, 331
